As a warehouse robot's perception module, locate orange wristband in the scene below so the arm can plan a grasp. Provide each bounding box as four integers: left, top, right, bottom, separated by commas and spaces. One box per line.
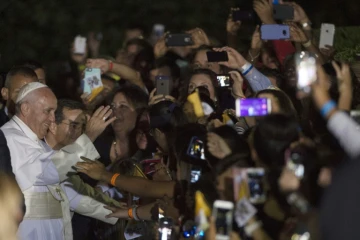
109, 61, 114, 72
128, 208, 133, 219
110, 173, 120, 186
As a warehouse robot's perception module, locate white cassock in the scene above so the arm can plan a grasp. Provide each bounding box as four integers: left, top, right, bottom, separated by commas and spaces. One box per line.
1, 116, 116, 240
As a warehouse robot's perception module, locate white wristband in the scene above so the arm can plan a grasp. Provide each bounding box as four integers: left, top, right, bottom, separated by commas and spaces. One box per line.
240, 62, 252, 73
245, 221, 262, 237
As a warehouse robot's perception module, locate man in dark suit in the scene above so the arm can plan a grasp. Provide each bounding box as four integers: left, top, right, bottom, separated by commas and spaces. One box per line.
0, 66, 38, 127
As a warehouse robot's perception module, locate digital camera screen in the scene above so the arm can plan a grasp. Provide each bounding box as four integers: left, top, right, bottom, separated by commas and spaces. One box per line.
217, 75, 230, 87
247, 171, 265, 201
187, 137, 205, 160
236, 98, 270, 117
191, 170, 201, 183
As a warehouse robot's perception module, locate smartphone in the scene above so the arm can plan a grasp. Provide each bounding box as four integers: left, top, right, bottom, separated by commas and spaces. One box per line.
232, 10, 253, 21
212, 200, 234, 240
295, 51, 317, 96
273, 5, 294, 20
158, 217, 173, 240
319, 23, 335, 49
285, 148, 305, 179
260, 24, 290, 40
82, 68, 104, 101
246, 168, 266, 204
191, 166, 202, 183
187, 136, 205, 160
74, 35, 87, 54
206, 51, 229, 62
165, 33, 193, 47
235, 98, 271, 117
156, 75, 172, 96
350, 110, 360, 125
217, 75, 231, 88
153, 24, 165, 38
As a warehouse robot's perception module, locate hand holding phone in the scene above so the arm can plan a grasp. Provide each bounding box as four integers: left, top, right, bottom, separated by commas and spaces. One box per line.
235, 98, 271, 117
82, 68, 104, 101
165, 33, 193, 47
260, 24, 290, 40
212, 200, 234, 240
155, 76, 172, 95
319, 23, 335, 49
207, 51, 229, 62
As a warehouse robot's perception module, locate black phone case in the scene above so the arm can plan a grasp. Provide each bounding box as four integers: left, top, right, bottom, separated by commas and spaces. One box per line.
206, 51, 229, 62
232, 10, 254, 21
165, 34, 193, 47
273, 5, 294, 20
156, 77, 171, 95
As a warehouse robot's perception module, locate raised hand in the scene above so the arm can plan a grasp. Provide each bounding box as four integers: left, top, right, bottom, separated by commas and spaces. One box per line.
311, 65, 333, 113
76, 157, 107, 181
227, 8, 241, 35
148, 88, 176, 106
281, 1, 309, 24
85, 106, 116, 142
332, 61, 352, 110
207, 132, 232, 159
253, 0, 275, 24
320, 45, 336, 61
251, 25, 262, 50
187, 28, 210, 48
153, 34, 169, 58
229, 71, 245, 98
288, 22, 308, 43
86, 58, 111, 74
213, 46, 246, 69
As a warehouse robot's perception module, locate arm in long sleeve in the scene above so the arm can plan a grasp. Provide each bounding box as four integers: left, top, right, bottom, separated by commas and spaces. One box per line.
327, 111, 360, 159
271, 40, 296, 67
7, 134, 99, 190
243, 66, 272, 92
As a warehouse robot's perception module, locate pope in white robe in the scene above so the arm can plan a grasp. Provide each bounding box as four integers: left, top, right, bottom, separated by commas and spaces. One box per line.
1, 82, 118, 240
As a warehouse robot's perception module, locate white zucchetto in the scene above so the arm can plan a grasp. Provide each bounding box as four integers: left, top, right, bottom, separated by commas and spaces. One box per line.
16, 82, 48, 103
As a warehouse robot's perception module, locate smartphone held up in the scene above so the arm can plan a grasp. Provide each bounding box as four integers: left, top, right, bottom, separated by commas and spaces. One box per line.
235, 98, 271, 117
295, 51, 317, 97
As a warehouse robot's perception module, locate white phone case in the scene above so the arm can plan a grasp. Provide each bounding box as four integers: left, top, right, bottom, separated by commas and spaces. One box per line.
213, 200, 234, 240
319, 23, 335, 49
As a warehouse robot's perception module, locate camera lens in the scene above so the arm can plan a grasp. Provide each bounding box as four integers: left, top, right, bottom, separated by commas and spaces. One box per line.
283, 30, 287, 35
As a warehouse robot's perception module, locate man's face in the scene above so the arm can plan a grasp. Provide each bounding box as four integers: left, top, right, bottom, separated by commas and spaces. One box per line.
1, 74, 37, 115
34, 68, 46, 84
55, 108, 86, 146
27, 88, 57, 139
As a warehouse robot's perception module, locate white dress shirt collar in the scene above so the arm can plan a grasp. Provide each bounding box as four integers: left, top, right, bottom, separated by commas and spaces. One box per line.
12, 115, 40, 142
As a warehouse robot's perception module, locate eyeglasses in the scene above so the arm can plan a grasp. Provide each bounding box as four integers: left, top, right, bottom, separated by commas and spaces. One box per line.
60, 121, 86, 133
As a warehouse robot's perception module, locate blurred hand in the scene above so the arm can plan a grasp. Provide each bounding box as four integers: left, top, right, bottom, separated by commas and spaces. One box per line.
288, 22, 308, 43
332, 61, 352, 110
213, 46, 247, 69
85, 106, 116, 142
320, 45, 336, 61
281, 1, 309, 23
88, 32, 101, 57
187, 28, 210, 48
104, 205, 128, 219
311, 65, 333, 112
253, 0, 275, 24
86, 58, 111, 74
76, 157, 107, 181
207, 132, 232, 159
227, 8, 241, 35
148, 88, 176, 106
229, 71, 245, 98
279, 168, 300, 192
153, 34, 169, 58
251, 25, 262, 50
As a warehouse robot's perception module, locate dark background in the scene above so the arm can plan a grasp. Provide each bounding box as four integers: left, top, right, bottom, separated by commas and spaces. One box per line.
0, 0, 359, 71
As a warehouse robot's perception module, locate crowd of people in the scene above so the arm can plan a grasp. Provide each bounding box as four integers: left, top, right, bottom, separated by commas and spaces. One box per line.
1, 0, 360, 239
